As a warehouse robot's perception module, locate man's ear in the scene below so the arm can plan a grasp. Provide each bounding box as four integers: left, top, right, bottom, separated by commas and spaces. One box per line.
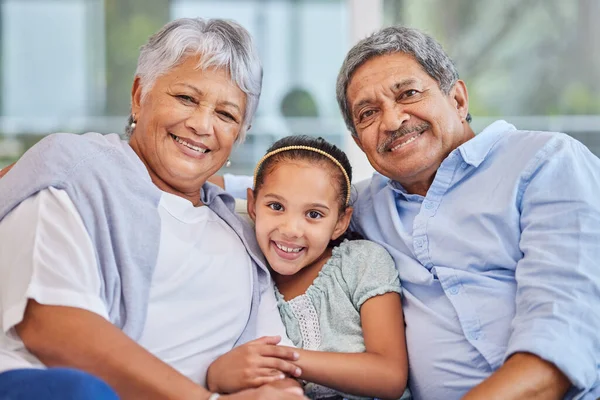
247, 188, 257, 223
451, 79, 469, 122
331, 206, 353, 241
131, 76, 143, 116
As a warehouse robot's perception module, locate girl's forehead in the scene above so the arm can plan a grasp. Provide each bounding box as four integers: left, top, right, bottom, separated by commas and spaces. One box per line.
261, 159, 343, 199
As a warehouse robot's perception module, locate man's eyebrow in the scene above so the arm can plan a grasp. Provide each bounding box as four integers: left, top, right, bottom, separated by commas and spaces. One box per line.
352, 98, 374, 117
391, 78, 418, 92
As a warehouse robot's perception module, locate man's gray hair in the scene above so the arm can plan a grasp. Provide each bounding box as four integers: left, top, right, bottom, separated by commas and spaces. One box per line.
336, 26, 469, 137
126, 17, 262, 142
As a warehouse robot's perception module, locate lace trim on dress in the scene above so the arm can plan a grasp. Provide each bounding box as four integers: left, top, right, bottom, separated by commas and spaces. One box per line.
288, 294, 322, 350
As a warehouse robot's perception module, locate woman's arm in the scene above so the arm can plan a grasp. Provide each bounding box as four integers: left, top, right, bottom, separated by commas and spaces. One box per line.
291, 292, 408, 400
17, 300, 212, 400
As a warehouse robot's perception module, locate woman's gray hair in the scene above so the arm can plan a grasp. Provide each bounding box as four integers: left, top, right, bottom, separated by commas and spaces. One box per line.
336, 26, 469, 137
126, 17, 262, 142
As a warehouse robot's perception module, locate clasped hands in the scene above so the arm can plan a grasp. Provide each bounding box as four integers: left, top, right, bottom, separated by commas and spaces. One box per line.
206, 336, 302, 395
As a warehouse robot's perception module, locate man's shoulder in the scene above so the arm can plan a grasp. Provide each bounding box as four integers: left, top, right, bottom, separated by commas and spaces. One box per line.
486, 125, 583, 167
351, 174, 391, 223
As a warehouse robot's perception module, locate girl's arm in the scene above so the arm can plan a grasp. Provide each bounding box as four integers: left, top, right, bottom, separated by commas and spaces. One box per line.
291, 292, 408, 400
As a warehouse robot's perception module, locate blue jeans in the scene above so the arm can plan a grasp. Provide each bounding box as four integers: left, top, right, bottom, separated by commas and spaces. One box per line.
0, 368, 119, 399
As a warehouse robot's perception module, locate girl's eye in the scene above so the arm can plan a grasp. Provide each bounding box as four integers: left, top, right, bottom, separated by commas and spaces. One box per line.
268, 203, 283, 211
307, 210, 323, 219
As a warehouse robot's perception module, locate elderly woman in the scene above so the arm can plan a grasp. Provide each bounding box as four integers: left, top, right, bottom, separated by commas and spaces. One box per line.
0, 18, 305, 400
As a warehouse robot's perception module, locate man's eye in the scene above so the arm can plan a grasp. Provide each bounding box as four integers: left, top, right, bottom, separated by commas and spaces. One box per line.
307, 210, 323, 219
268, 203, 283, 211
400, 89, 418, 99
359, 109, 376, 121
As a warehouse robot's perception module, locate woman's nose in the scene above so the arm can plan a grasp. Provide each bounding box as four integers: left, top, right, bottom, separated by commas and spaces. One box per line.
185, 107, 214, 136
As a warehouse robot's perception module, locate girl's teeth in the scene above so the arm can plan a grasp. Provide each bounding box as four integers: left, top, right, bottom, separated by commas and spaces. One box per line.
276, 243, 302, 253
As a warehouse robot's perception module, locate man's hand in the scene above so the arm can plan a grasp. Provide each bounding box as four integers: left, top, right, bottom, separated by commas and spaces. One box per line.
0, 162, 15, 178
206, 336, 302, 394
222, 385, 306, 400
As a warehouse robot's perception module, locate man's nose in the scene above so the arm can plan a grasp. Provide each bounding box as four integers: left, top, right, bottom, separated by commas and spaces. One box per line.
381, 104, 410, 133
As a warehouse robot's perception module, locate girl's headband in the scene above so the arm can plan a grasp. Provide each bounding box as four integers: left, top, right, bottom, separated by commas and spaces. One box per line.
252, 145, 351, 206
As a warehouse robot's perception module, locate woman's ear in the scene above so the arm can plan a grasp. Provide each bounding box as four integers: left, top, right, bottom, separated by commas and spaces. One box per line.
247, 188, 257, 223
131, 76, 143, 116
331, 206, 353, 240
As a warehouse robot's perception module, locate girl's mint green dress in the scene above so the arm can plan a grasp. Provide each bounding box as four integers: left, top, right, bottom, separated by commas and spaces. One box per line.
275, 240, 402, 400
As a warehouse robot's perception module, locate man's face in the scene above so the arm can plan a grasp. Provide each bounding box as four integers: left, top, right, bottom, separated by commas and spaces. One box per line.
346, 52, 471, 193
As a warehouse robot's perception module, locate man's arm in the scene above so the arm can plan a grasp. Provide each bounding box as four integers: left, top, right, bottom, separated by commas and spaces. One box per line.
462, 353, 570, 400
466, 138, 600, 399
17, 301, 211, 400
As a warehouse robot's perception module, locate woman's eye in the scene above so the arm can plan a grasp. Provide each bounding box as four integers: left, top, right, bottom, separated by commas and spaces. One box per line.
268, 203, 283, 211
218, 111, 238, 123
176, 95, 196, 104
307, 210, 323, 219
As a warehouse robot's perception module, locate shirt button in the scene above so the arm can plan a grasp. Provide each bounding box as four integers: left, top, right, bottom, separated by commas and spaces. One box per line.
448, 287, 459, 295
461, 162, 468, 169
415, 238, 424, 247
424, 201, 434, 210
468, 332, 479, 341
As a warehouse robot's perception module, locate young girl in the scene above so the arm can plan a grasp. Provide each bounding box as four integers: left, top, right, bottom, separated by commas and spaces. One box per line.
246, 135, 409, 400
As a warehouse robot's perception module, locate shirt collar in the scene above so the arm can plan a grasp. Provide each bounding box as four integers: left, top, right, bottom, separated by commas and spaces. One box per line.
457, 120, 515, 167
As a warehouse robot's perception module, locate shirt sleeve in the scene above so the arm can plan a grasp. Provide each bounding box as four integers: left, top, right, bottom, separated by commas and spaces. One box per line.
223, 174, 253, 200
0, 187, 108, 338
339, 240, 402, 310
505, 136, 600, 393
254, 275, 295, 347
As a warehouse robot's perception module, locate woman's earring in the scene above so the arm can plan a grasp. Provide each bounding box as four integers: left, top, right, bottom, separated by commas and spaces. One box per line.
226, 159, 232, 168
130, 114, 137, 130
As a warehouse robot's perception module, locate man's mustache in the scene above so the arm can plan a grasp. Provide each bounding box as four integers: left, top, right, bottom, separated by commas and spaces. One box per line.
377, 122, 431, 153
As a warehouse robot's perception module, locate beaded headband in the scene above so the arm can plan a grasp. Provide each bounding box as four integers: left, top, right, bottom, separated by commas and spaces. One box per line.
253, 145, 351, 206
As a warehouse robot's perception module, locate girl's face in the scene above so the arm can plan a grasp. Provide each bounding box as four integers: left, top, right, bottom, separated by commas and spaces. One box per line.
248, 160, 352, 276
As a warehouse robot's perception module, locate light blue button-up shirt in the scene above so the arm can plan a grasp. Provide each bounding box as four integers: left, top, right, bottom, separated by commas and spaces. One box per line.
224, 120, 600, 399
351, 121, 600, 399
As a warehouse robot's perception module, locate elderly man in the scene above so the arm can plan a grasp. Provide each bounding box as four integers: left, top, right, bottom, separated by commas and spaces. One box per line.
336, 26, 600, 400
220, 26, 600, 400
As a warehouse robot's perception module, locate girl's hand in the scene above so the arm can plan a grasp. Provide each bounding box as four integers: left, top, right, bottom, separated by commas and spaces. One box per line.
206, 336, 302, 394
221, 385, 307, 400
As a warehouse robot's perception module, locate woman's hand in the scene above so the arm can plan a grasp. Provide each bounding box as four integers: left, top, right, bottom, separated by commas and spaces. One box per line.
206, 336, 302, 394
221, 385, 307, 400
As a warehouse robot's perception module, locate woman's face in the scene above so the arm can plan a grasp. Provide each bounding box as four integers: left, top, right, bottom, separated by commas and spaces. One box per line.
129, 55, 246, 204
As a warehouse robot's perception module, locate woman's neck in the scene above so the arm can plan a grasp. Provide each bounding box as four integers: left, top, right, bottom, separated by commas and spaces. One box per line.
129, 137, 204, 206
273, 247, 332, 301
